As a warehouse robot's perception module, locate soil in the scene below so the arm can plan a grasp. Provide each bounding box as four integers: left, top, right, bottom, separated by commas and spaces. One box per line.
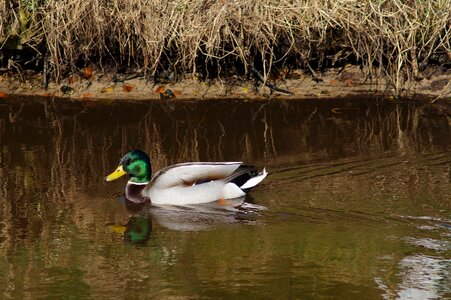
0, 65, 450, 102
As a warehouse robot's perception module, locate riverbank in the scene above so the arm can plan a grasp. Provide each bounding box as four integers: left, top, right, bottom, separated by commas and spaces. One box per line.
1, 0, 450, 101
1, 65, 450, 102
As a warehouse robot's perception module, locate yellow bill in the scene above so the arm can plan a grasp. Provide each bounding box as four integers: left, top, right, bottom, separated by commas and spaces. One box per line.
105, 165, 126, 181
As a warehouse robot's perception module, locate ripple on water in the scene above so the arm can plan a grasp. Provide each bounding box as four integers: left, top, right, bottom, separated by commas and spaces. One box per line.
404, 237, 451, 252
396, 255, 451, 300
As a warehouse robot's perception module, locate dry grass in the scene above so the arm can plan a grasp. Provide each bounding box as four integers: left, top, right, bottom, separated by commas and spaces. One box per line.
1, 0, 450, 93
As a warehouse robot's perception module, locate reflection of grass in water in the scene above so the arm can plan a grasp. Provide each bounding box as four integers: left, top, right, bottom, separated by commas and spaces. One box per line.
0, 100, 449, 205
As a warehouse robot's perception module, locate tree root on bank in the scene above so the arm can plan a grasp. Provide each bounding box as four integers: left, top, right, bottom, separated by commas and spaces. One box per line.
249, 65, 293, 95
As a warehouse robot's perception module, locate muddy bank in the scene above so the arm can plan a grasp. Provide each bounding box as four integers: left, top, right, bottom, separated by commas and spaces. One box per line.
2, 1, 450, 101
0, 65, 450, 102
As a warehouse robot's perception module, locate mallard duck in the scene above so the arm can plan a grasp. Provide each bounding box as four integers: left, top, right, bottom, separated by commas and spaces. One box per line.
105, 150, 268, 206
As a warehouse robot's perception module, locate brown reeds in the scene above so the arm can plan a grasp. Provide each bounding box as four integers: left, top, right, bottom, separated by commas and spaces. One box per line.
1, 0, 450, 93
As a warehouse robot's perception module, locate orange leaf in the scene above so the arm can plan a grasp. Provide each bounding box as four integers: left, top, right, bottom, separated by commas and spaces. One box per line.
82, 67, 93, 79
122, 84, 134, 92
173, 90, 181, 96
155, 85, 165, 93
42, 92, 55, 97
82, 93, 92, 99
0, 92, 8, 98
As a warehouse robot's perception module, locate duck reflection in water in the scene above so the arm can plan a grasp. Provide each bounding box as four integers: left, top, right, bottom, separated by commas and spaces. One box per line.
107, 196, 153, 245
147, 196, 261, 231
109, 193, 264, 243
123, 198, 153, 245
123, 213, 153, 245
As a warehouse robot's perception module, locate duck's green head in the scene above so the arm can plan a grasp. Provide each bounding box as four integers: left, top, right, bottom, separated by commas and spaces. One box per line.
105, 150, 152, 183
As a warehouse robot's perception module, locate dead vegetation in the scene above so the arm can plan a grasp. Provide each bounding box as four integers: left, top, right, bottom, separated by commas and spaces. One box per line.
1, 0, 450, 94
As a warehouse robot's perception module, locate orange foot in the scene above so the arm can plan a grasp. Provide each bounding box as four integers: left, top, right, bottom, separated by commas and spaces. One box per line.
217, 198, 227, 206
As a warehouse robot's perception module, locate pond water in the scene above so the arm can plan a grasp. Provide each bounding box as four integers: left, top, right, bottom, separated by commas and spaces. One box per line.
0, 96, 450, 299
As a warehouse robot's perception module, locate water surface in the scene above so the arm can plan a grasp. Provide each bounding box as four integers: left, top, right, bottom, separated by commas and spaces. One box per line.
0, 96, 450, 299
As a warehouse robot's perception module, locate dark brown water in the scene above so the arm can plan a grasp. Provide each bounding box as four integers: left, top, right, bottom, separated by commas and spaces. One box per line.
0, 96, 450, 299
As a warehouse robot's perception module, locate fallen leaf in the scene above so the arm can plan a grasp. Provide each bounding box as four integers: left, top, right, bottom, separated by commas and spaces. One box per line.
345, 79, 353, 86
155, 85, 165, 93
68, 75, 78, 84
42, 92, 55, 97
331, 79, 338, 85
122, 84, 134, 92
173, 90, 181, 96
0, 92, 8, 98
82, 93, 92, 99
81, 67, 93, 79
101, 86, 114, 93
